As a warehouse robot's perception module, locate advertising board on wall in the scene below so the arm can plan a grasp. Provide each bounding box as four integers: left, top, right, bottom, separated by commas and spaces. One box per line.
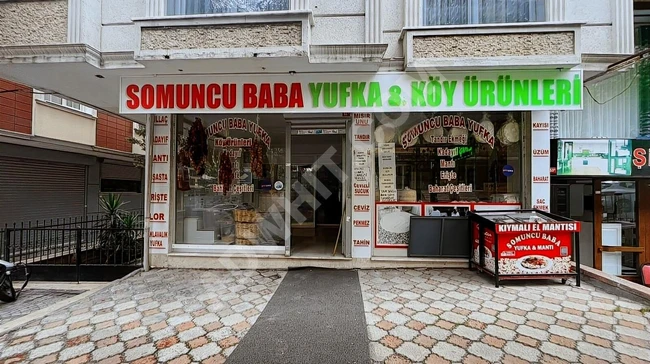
531, 112, 551, 212
149, 114, 171, 254
351, 114, 373, 257
120, 71, 583, 114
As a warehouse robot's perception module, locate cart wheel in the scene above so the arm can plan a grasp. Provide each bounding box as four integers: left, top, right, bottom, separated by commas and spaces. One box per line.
561, 279, 568, 285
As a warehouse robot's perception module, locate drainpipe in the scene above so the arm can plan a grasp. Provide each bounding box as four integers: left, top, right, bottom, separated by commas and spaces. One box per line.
143, 115, 153, 271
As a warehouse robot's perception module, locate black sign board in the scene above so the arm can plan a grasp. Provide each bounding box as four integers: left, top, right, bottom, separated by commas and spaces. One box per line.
632, 140, 650, 176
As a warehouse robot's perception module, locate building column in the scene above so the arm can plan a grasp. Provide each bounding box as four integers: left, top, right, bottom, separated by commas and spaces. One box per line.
67, 0, 81, 43
545, 0, 565, 22
290, 0, 310, 10
530, 111, 551, 212
404, 0, 422, 28
365, 0, 382, 43
612, 0, 634, 54
146, 0, 166, 17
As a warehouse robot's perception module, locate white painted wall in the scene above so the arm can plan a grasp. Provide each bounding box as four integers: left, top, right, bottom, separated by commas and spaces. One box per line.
33, 101, 96, 146
79, 0, 632, 56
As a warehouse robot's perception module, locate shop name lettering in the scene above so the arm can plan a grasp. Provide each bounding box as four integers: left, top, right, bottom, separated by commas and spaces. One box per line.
206, 118, 271, 147
633, 147, 649, 169
402, 116, 495, 149
125, 75, 581, 110
506, 233, 562, 250
497, 222, 579, 233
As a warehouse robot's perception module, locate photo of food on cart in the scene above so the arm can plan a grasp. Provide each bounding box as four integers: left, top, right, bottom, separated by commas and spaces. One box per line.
516, 255, 554, 272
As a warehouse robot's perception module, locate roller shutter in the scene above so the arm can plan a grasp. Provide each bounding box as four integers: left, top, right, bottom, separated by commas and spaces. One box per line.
0, 157, 86, 226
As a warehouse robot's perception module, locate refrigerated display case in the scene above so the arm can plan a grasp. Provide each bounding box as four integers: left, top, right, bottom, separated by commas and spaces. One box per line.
468, 209, 581, 287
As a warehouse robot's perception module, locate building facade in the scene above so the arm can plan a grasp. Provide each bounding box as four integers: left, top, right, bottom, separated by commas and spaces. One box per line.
0, 78, 144, 226
0, 0, 644, 273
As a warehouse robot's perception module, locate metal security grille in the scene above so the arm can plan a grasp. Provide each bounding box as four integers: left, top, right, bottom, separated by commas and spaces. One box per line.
0, 156, 86, 226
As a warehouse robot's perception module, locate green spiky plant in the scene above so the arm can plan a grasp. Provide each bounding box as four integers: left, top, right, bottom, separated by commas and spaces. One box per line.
96, 194, 141, 263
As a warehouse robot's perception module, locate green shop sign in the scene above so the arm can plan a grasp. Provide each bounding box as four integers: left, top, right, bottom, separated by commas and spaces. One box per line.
121, 70, 583, 114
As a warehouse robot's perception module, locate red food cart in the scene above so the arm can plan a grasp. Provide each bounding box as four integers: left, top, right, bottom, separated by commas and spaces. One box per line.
468, 209, 581, 287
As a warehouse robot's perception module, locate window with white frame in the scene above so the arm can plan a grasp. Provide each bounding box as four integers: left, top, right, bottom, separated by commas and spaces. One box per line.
39, 93, 96, 116
166, 0, 289, 16
423, 0, 545, 26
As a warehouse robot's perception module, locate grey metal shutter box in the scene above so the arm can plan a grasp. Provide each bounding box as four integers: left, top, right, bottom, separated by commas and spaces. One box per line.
0, 156, 86, 226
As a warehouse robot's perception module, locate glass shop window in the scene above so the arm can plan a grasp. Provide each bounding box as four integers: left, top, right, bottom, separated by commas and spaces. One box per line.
174, 115, 287, 247
374, 111, 522, 205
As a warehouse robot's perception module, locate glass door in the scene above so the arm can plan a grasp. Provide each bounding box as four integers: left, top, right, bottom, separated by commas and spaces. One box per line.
595, 180, 645, 277
290, 164, 316, 228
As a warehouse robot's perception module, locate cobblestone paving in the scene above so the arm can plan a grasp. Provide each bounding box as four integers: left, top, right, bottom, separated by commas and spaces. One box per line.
0, 269, 285, 364
0, 289, 82, 325
360, 269, 650, 364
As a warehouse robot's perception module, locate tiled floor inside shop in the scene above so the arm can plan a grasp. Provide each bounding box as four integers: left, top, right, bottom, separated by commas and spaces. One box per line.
0, 268, 649, 363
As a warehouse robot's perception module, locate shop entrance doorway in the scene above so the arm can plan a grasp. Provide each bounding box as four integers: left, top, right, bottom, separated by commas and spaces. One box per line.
289, 130, 346, 257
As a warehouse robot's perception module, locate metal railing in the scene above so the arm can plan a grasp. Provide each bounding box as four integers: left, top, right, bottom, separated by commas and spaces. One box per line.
0, 216, 144, 281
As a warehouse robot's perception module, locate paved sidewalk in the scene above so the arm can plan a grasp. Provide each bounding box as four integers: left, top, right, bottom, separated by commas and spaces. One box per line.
0, 268, 649, 363
0, 269, 285, 364
360, 269, 650, 364
0, 289, 82, 325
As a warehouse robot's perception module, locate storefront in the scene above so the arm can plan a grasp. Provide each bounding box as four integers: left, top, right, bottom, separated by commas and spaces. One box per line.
550, 139, 650, 278
119, 69, 583, 266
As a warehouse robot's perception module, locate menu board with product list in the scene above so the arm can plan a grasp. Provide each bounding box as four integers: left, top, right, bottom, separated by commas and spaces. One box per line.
378, 143, 397, 201
149, 114, 171, 254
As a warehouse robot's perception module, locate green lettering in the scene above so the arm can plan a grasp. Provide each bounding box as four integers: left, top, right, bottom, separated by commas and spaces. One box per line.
555, 79, 571, 105
324, 83, 337, 108
411, 82, 426, 106
514, 80, 529, 106
531, 80, 542, 106
309, 83, 322, 108
388, 86, 402, 106
542, 79, 555, 106
573, 74, 582, 105
480, 81, 496, 106
443, 81, 457, 107
368, 82, 382, 107
351, 82, 367, 107
339, 82, 351, 107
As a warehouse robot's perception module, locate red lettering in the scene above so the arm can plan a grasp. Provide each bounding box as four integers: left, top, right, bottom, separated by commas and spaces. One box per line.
223, 84, 236, 109
126, 84, 140, 109
156, 85, 174, 108
274, 83, 288, 108
151, 213, 165, 221
191, 84, 205, 109
207, 84, 220, 109
141, 84, 154, 109
259, 83, 272, 108
176, 84, 190, 109
633, 148, 648, 169
289, 83, 304, 108
243, 84, 257, 108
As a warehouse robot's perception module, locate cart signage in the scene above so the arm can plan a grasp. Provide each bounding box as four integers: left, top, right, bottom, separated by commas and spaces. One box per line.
496, 222, 580, 233
497, 230, 573, 275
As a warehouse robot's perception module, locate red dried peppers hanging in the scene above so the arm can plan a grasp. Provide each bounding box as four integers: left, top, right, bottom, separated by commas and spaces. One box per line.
218, 151, 233, 195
